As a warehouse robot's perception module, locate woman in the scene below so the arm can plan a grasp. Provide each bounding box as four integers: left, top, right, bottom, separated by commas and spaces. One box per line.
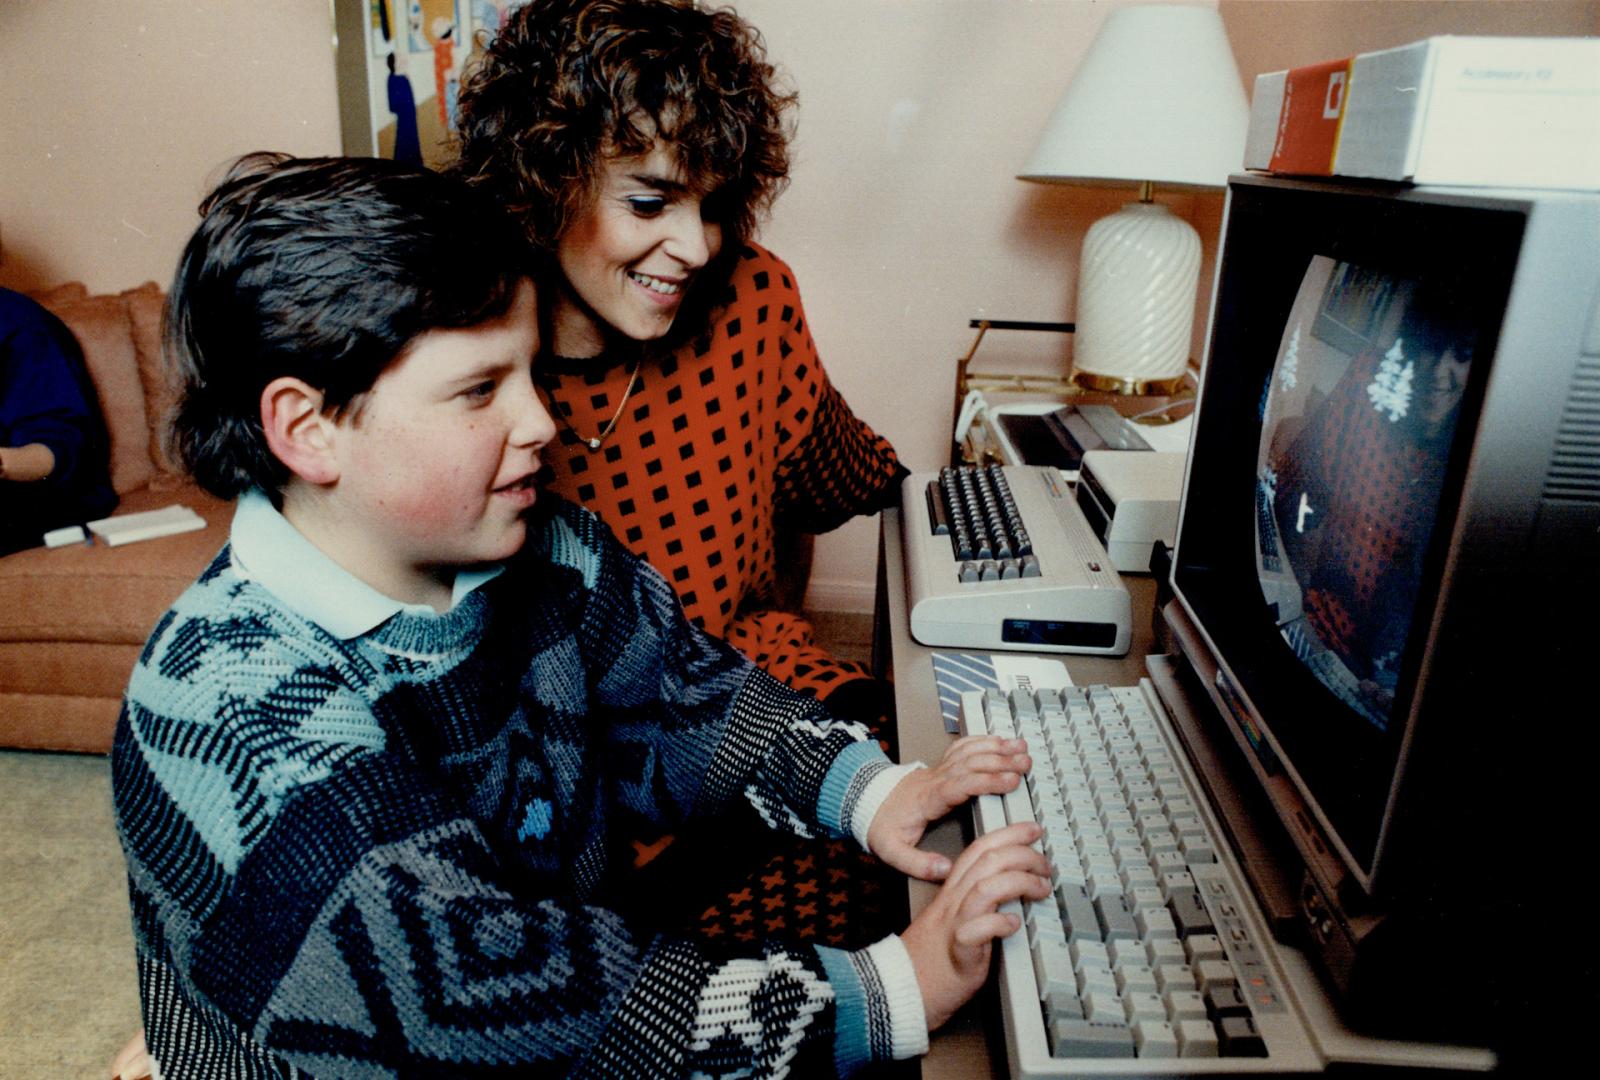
452, 0, 908, 945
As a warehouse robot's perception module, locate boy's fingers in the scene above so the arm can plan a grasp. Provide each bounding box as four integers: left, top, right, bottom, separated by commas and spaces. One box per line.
957, 867, 1052, 922
940, 750, 1031, 777
953, 910, 1023, 949
939, 769, 1024, 804
877, 835, 951, 880
942, 827, 1045, 893
940, 737, 1028, 769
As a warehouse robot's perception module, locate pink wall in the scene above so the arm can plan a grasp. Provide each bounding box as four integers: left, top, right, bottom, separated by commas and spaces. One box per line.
2, 1, 1594, 609
744, 0, 1598, 609
0, 0, 341, 295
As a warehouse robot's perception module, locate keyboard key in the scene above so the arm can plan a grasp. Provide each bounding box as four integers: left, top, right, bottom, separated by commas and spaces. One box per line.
1009, 687, 1038, 720
1032, 939, 1077, 1000
1161, 869, 1197, 892
1044, 987, 1085, 1021
924, 481, 949, 535
1115, 964, 1158, 996
1145, 937, 1186, 967
1077, 964, 1119, 998
1219, 1015, 1268, 1057
1048, 1019, 1136, 1059
1094, 892, 1138, 941
1026, 903, 1065, 943
1195, 959, 1238, 995
1145, 829, 1180, 856
1136, 905, 1178, 941
1152, 850, 1188, 876
1184, 933, 1224, 963
1129, 885, 1166, 912
1070, 939, 1110, 970
1166, 989, 1208, 1022
1058, 883, 1101, 943
1204, 984, 1251, 1019
1124, 990, 1167, 1024
1155, 963, 1197, 994
1171, 890, 1215, 937
1133, 1019, 1180, 1057
1177, 1018, 1220, 1058
1081, 989, 1128, 1026
1120, 864, 1159, 893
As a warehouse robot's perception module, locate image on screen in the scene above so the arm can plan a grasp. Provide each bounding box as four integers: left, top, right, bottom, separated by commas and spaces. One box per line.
1252, 257, 1474, 732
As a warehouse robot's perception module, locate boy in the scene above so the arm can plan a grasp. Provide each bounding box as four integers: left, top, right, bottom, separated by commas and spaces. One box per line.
113, 153, 1047, 1078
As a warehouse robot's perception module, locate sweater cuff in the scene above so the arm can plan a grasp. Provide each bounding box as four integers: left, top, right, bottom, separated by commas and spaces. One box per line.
847, 762, 925, 852
814, 738, 892, 837
816, 936, 929, 1075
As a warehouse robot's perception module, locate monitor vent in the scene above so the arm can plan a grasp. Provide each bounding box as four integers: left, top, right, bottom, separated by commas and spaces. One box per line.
1545, 352, 1600, 503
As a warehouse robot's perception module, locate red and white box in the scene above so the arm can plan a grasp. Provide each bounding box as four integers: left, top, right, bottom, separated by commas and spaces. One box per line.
1244, 36, 1600, 189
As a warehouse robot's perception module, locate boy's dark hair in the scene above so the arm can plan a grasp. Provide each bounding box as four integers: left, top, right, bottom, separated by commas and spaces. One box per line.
166, 153, 535, 499
449, 0, 795, 342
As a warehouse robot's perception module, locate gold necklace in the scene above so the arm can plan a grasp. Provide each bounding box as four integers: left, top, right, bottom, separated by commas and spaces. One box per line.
556, 357, 643, 451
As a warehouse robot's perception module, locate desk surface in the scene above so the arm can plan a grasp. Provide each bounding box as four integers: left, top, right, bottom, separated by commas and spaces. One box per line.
876, 505, 1161, 1080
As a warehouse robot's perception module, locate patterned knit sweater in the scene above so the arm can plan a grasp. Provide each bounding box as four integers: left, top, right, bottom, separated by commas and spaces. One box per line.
113, 493, 926, 1077
535, 244, 904, 701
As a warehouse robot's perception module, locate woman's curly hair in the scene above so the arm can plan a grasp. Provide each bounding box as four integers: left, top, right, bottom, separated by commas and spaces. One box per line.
451, 0, 795, 258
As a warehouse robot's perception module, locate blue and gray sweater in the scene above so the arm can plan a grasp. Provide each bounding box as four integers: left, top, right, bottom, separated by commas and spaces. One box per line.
113, 492, 926, 1077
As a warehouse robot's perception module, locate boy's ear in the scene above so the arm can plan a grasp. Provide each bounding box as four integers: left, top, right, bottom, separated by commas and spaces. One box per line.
260, 377, 341, 486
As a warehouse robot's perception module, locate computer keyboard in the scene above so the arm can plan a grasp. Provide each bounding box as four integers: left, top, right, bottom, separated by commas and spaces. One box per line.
927, 464, 1041, 582
962, 682, 1323, 1076
900, 465, 1131, 655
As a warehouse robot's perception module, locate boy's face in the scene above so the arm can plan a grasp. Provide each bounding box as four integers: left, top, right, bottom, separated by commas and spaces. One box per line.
320, 279, 554, 603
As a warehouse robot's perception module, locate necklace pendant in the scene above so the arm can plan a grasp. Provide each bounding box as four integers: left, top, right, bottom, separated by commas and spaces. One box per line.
587, 437, 602, 451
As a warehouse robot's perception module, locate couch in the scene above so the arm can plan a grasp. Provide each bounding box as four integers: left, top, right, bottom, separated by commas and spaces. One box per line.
0, 282, 232, 753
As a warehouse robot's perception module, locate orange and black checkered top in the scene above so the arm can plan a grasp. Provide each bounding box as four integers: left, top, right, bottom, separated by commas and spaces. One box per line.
535, 243, 902, 700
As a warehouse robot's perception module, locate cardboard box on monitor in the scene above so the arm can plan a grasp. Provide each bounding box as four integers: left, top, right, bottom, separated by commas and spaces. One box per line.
1243, 36, 1600, 190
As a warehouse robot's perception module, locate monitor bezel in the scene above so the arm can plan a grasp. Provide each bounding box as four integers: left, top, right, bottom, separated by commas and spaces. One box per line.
1169, 175, 1527, 895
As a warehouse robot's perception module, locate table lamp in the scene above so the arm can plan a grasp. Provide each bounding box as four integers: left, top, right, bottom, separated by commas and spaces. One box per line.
1019, 4, 1248, 394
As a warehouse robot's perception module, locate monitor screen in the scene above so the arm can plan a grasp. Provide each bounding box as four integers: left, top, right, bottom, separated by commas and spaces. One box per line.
1172, 178, 1525, 889
1255, 257, 1476, 734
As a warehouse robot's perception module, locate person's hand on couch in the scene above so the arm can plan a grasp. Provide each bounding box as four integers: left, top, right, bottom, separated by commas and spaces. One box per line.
110, 1028, 153, 1080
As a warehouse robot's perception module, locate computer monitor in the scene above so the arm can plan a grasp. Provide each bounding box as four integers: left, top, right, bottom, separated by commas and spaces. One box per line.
1167, 172, 1599, 1041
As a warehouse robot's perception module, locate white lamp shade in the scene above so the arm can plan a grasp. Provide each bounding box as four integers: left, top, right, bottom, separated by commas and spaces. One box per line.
1019, 4, 1249, 190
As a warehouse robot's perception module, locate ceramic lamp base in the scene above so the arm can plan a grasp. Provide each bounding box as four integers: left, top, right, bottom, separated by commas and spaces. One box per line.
1072, 200, 1200, 391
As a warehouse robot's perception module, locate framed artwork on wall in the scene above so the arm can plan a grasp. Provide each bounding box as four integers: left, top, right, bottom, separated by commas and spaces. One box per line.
335, 0, 520, 169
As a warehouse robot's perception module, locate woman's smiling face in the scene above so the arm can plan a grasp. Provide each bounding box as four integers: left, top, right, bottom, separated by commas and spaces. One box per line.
552, 139, 723, 357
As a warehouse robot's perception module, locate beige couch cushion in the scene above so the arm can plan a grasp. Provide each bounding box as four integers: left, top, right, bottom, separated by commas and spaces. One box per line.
35, 291, 156, 495
0, 484, 232, 646
120, 281, 185, 477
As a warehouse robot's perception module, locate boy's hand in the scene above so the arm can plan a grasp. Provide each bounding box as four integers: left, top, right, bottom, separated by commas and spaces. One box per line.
900, 821, 1051, 1031
867, 735, 1030, 881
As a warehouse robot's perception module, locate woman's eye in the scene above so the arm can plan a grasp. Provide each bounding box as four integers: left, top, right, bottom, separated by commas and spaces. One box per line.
627, 196, 667, 218
464, 380, 496, 401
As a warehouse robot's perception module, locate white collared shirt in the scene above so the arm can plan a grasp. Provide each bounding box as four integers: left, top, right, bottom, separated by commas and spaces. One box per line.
227, 488, 503, 640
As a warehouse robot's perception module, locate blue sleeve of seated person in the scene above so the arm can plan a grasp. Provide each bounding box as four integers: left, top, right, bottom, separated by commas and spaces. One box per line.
0, 289, 116, 539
